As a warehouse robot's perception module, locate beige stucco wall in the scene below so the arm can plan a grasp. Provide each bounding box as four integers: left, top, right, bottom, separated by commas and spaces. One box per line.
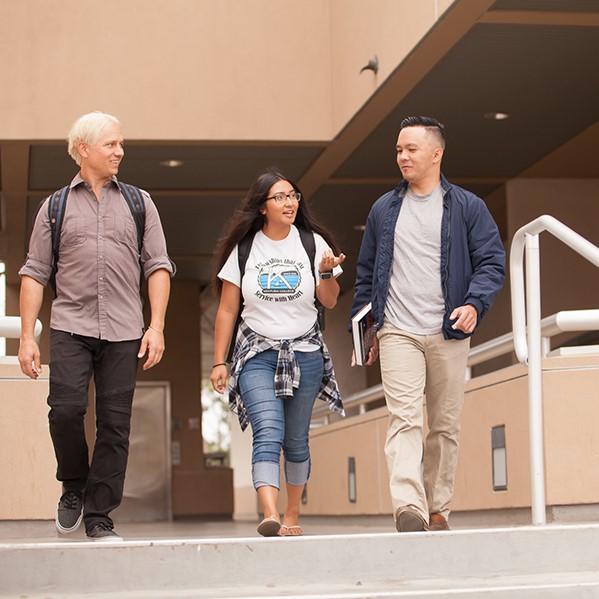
543, 365, 599, 505
455, 354, 599, 511
0, 364, 60, 519
328, 0, 455, 134
0, 1, 331, 141
0, 0, 453, 142
453, 365, 531, 511
303, 410, 391, 515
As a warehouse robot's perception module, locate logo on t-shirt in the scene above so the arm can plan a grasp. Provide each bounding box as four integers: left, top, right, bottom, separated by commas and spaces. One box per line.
254, 258, 304, 302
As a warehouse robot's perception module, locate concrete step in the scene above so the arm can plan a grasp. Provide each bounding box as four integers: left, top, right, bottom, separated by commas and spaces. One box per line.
2, 524, 599, 598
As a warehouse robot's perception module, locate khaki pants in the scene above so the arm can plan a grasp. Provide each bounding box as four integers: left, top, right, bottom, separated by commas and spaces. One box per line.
378, 322, 470, 523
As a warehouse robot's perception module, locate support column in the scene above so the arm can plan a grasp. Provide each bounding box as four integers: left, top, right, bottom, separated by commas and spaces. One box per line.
0, 141, 31, 355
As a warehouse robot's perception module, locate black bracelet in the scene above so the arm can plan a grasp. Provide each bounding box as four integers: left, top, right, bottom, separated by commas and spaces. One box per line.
212, 362, 227, 368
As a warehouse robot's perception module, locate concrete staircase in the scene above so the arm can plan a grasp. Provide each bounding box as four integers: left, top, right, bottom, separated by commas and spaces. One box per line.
2, 524, 599, 598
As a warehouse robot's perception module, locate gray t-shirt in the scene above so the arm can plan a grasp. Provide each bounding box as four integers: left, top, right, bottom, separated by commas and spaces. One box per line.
385, 185, 445, 335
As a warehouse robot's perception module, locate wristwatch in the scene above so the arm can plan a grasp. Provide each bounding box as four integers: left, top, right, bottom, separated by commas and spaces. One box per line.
319, 271, 333, 280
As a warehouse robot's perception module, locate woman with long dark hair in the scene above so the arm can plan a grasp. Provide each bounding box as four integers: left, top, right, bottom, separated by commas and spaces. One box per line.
210, 168, 345, 536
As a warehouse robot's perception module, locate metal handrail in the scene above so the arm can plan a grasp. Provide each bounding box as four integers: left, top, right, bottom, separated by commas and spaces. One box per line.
0, 316, 43, 364
511, 215, 599, 364
511, 215, 599, 526
467, 309, 599, 369
311, 383, 384, 426
313, 308, 599, 424
0, 316, 43, 343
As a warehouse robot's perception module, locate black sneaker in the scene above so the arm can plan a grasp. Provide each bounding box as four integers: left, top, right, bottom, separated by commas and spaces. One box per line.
86, 522, 123, 542
56, 490, 83, 534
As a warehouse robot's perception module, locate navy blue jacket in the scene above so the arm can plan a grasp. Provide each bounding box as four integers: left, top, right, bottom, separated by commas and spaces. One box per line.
350, 175, 506, 340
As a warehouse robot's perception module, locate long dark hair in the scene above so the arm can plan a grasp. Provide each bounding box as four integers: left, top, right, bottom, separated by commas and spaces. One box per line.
213, 167, 340, 294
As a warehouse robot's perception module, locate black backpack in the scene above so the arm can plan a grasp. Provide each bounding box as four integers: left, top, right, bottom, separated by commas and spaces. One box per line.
226, 227, 325, 361
46, 182, 146, 293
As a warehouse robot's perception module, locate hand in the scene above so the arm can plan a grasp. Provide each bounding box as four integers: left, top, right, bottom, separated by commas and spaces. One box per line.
350, 337, 378, 367
138, 327, 165, 370
450, 304, 478, 334
210, 365, 228, 394
365, 338, 379, 365
318, 249, 346, 274
18, 338, 42, 379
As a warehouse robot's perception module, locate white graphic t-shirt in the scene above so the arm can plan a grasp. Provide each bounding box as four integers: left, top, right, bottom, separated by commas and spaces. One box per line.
218, 226, 341, 344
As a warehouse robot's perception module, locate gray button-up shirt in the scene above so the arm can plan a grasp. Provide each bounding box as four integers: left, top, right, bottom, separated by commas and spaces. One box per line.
19, 174, 175, 341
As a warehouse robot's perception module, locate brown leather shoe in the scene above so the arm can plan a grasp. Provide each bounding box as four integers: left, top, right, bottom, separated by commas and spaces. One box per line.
429, 513, 450, 531
395, 507, 427, 533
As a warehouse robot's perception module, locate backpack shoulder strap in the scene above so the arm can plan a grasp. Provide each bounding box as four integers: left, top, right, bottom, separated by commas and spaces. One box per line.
48, 185, 70, 260
237, 233, 255, 286
297, 227, 316, 281
226, 232, 255, 362
236, 232, 256, 310
117, 182, 146, 253
47, 186, 70, 294
298, 227, 327, 330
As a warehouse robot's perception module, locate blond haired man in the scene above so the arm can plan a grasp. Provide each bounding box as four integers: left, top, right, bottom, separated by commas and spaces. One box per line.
19, 111, 175, 541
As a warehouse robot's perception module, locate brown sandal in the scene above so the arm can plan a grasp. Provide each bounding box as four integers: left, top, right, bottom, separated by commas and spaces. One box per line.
257, 516, 281, 537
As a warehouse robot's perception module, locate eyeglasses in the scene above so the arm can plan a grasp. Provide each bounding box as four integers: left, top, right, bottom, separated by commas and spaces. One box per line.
265, 191, 302, 204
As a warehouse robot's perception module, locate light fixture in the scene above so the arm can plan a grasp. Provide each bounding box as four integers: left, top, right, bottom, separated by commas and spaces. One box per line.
484, 112, 511, 121
492, 425, 507, 491
359, 55, 379, 75
353, 225, 366, 232
348, 457, 357, 503
159, 159, 184, 168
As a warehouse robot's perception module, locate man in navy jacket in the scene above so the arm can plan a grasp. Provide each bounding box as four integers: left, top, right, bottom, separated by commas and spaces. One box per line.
350, 116, 505, 532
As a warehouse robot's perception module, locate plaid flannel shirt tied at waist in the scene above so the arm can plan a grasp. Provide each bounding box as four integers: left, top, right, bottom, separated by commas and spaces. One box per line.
228, 320, 344, 431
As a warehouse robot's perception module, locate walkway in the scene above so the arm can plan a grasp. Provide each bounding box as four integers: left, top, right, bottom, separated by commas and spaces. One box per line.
2, 518, 599, 598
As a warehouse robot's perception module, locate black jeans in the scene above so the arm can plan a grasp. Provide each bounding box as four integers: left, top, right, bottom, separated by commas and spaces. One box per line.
48, 329, 140, 531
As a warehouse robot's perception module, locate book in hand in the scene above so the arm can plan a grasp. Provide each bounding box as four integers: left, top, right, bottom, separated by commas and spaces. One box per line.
352, 302, 376, 366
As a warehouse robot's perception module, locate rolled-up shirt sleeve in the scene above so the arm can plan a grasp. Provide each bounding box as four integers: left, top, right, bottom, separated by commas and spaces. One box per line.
19, 198, 54, 286
140, 192, 176, 279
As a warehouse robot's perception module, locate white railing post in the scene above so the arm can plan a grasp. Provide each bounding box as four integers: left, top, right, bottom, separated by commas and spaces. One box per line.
511, 214, 599, 526
525, 233, 546, 525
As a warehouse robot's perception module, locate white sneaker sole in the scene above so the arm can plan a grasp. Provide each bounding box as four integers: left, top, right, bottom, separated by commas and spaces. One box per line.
55, 507, 83, 534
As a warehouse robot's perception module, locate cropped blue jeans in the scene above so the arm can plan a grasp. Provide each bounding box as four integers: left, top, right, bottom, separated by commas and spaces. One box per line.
238, 349, 324, 489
